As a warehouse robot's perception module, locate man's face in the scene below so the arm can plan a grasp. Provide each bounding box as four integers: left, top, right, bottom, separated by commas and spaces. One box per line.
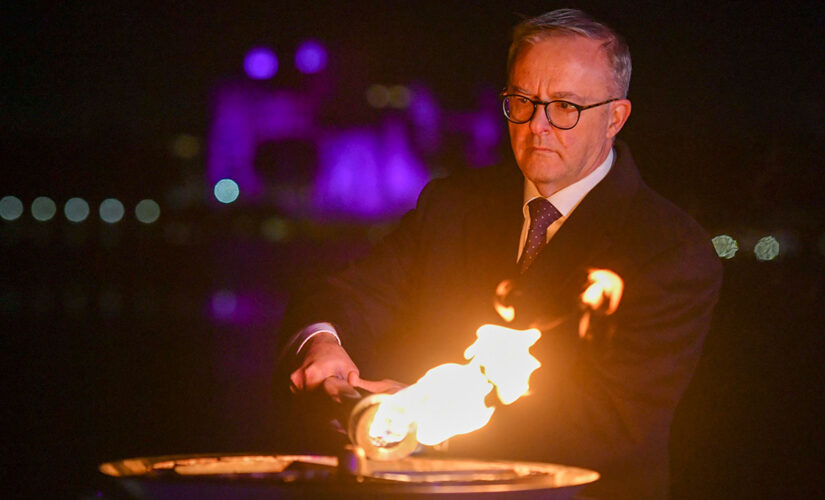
507, 35, 629, 196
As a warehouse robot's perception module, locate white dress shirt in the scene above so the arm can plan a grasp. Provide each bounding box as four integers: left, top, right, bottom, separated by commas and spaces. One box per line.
517, 148, 614, 261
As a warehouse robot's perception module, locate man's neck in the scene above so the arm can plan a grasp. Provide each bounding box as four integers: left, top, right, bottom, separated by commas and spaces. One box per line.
534, 145, 612, 197
523, 147, 614, 217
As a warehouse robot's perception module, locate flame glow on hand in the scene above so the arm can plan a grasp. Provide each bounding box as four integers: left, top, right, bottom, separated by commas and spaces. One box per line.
368, 325, 541, 447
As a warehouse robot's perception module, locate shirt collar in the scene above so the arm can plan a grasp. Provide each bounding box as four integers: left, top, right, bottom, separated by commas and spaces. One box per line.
522, 148, 614, 217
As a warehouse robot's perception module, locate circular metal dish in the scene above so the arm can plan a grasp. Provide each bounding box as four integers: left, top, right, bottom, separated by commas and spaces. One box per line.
99, 452, 599, 498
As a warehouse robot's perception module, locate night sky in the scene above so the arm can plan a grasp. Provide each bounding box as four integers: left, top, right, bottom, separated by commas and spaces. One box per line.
2, 1, 824, 497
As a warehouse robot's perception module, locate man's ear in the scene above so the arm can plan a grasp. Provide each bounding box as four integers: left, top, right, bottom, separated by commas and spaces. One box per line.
606, 99, 631, 139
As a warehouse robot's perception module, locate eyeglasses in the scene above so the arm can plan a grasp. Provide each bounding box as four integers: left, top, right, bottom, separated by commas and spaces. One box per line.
500, 94, 618, 130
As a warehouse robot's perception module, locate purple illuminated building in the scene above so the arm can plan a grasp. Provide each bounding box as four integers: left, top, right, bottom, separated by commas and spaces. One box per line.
207, 53, 503, 219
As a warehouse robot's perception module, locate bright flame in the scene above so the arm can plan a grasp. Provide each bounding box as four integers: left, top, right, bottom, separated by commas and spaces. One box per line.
369, 325, 541, 447
493, 280, 515, 322
579, 269, 624, 339
581, 269, 624, 314
467, 325, 541, 404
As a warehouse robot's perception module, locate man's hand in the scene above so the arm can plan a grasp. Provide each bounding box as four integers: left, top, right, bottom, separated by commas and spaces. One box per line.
290, 333, 360, 401
289, 332, 406, 401
350, 373, 406, 395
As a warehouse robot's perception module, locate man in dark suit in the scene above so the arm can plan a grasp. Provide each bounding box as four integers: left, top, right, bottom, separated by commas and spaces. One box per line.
279, 9, 721, 499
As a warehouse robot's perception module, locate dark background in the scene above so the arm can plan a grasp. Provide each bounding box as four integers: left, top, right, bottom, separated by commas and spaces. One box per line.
2, 1, 823, 497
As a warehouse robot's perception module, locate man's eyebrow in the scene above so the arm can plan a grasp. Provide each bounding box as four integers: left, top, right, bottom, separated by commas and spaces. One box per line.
507, 86, 584, 101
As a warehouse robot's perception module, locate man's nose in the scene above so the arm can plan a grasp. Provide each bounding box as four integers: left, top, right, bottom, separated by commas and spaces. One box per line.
529, 104, 552, 135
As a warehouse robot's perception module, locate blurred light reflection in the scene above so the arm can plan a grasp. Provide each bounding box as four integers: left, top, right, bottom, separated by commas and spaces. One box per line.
260, 217, 290, 242
99, 199, 125, 223
244, 47, 278, 80
31, 196, 57, 221
754, 236, 780, 261
295, 39, 327, 74
64, 198, 90, 223
711, 234, 739, 259
211, 290, 238, 320
172, 134, 201, 160
135, 199, 161, 224
366, 84, 390, 108
214, 179, 240, 204
388, 85, 411, 109
0, 196, 24, 221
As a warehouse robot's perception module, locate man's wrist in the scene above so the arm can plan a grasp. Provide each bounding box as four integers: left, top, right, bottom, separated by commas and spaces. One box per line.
296, 328, 341, 355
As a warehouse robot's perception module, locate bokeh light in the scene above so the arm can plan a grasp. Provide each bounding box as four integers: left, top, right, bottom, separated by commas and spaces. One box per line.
214, 179, 240, 204
754, 235, 780, 261
244, 47, 278, 80
171, 134, 201, 160
135, 199, 161, 224
389, 85, 411, 109
295, 39, 327, 74
0, 196, 24, 221
260, 216, 290, 242
64, 198, 90, 223
31, 196, 57, 221
366, 84, 390, 108
211, 289, 238, 319
99, 198, 125, 223
711, 234, 738, 259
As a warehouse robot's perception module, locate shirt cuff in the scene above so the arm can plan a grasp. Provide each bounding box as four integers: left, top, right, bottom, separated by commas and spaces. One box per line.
294, 322, 341, 355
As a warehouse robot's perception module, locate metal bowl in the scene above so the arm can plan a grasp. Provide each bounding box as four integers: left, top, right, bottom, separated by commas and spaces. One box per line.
99, 452, 599, 498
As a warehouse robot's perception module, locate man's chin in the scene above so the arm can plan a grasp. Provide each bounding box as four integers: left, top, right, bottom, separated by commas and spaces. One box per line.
518, 162, 564, 185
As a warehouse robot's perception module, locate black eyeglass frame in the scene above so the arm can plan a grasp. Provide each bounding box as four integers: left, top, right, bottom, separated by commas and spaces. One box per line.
500, 94, 618, 130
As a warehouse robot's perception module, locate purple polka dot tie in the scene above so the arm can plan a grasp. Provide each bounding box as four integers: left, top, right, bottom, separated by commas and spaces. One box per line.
519, 198, 562, 273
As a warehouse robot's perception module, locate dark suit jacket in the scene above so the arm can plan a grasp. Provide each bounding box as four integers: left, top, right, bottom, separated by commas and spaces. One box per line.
279, 141, 722, 499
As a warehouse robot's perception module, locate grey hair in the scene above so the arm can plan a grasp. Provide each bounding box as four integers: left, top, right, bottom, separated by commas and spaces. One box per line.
507, 8, 632, 98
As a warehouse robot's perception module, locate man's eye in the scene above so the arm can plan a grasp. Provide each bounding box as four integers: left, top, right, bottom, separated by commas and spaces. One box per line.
515, 96, 531, 105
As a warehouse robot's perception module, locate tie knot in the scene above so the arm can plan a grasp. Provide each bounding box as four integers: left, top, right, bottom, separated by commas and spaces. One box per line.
527, 198, 561, 226
519, 198, 562, 273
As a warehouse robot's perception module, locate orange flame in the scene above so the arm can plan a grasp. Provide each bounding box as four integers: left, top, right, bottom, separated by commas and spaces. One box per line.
493, 280, 516, 323
466, 325, 541, 405
579, 269, 624, 339
581, 269, 624, 314
368, 325, 541, 447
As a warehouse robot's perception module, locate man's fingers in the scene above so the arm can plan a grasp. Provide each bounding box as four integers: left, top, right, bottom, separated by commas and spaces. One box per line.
352, 376, 406, 394
322, 375, 360, 402
289, 370, 304, 392
347, 371, 361, 387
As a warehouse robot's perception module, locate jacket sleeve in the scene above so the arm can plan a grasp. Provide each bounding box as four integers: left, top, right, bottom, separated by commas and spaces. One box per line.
275, 178, 444, 373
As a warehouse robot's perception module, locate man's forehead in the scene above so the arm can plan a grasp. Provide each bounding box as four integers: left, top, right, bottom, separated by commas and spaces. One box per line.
508, 36, 611, 96
516, 34, 607, 64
